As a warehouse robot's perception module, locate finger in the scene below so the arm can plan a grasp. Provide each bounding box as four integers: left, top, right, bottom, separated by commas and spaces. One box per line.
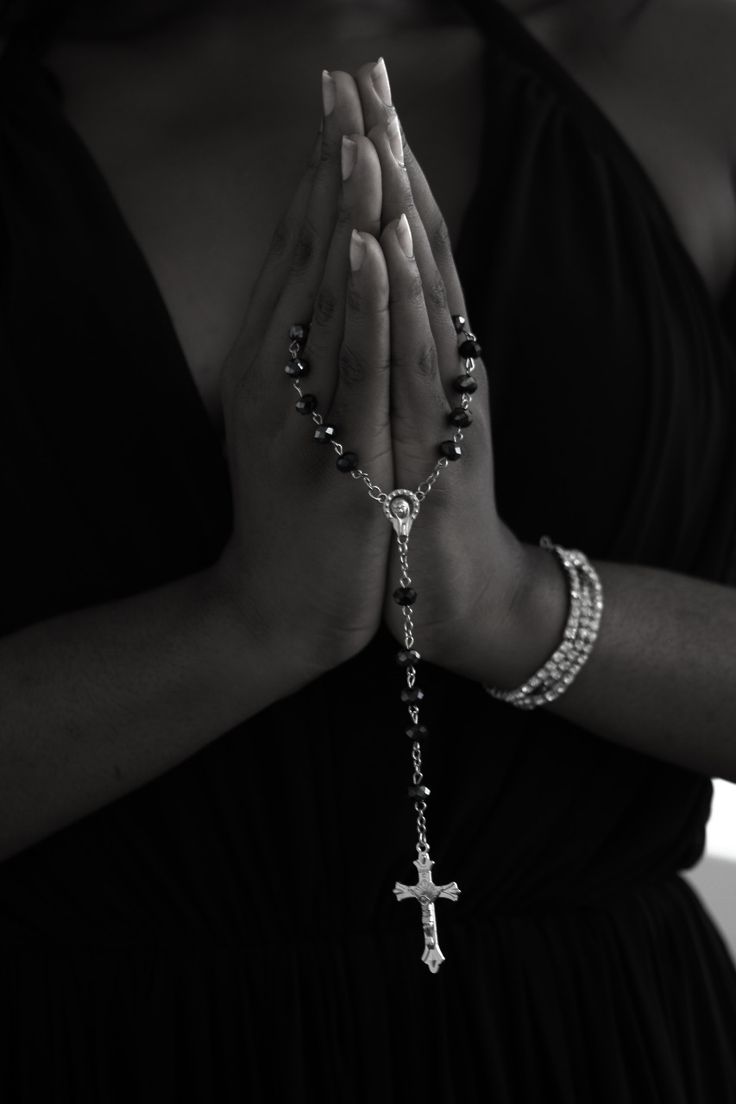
274, 70, 366, 327
379, 215, 453, 490
367, 116, 460, 393
288, 231, 392, 494
354, 57, 393, 136
240, 124, 323, 345
302, 134, 382, 406
229, 71, 366, 424
355, 59, 471, 329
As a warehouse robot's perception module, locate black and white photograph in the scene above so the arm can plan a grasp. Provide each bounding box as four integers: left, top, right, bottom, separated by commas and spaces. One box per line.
1, 0, 736, 1099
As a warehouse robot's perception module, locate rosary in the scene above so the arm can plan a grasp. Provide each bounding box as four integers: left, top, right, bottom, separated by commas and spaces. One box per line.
285, 310, 480, 973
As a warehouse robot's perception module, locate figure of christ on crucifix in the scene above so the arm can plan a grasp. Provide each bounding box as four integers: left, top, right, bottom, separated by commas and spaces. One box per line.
394, 849, 461, 973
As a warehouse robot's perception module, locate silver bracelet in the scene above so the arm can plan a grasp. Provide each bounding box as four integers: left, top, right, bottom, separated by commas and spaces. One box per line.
484, 536, 603, 710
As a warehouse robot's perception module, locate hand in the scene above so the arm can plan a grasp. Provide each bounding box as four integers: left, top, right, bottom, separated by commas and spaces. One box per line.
215, 72, 394, 676
352, 60, 526, 672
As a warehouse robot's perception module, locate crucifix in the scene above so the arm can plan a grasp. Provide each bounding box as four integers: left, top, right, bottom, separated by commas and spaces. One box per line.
394, 848, 461, 973
285, 314, 480, 974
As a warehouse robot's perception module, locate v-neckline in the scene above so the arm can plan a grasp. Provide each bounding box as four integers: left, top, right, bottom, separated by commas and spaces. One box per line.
472, 0, 736, 328
2, 35, 227, 454
8, 0, 736, 430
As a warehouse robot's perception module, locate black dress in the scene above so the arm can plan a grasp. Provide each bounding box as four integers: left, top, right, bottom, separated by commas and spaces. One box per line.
1, 2, 736, 1100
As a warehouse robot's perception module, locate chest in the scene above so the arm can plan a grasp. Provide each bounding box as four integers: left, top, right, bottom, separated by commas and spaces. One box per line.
43, 3, 736, 432
529, 0, 736, 309
44, 18, 486, 432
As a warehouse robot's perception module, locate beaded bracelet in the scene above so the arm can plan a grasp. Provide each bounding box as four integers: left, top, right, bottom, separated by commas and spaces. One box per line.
484, 537, 603, 710
285, 311, 480, 973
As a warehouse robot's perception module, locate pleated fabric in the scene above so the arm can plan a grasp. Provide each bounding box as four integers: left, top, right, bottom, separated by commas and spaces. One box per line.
1, 1, 736, 1099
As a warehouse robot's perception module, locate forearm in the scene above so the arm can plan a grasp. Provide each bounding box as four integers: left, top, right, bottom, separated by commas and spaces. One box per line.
0, 565, 313, 861
443, 542, 736, 782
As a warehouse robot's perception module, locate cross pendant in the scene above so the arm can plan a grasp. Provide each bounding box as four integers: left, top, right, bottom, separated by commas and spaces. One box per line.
394, 848, 461, 973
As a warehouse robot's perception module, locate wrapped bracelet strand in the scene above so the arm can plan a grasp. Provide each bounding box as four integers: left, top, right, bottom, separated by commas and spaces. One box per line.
285, 312, 479, 973
484, 537, 603, 709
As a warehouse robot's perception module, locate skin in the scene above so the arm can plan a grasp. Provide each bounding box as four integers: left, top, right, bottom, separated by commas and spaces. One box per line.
1, 0, 736, 863
342, 54, 736, 785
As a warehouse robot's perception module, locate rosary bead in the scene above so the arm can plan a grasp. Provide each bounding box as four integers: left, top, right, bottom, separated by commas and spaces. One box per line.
439, 441, 462, 461
408, 784, 431, 800
449, 407, 472, 428
396, 649, 421, 668
289, 324, 309, 342
393, 586, 417, 606
452, 374, 478, 394
295, 394, 318, 415
451, 315, 467, 333
459, 338, 482, 359
406, 723, 429, 740
314, 425, 336, 443
400, 686, 424, 704
336, 451, 359, 473
285, 358, 309, 378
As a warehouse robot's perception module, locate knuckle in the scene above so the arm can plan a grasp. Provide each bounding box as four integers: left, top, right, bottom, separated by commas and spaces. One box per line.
394, 343, 438, 380
269, 216, 290, 260
227, 350, 261, 408
313, 285, 339, 327
427, 275, 448, 312
346, 280, 365, 313
338, 343, 367, 385
391, 272, 424, 307
402, 193, 418, 221
429, 215, 451, 256
319, 133, 338, 165
290, 219, 318, 277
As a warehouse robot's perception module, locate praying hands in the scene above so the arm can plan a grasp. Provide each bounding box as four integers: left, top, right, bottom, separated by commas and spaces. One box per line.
261, 56, 736, 785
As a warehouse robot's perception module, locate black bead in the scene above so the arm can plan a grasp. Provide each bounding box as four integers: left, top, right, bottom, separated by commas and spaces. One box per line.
336, 451, 358, 472
452, 374, 478, 394
285, 358, 309, 378
459, 338, 482, 359
449, 407, 472, 427
439, 441, 462, 461
406, 724, 429, 740
452, 315, 467, 333
400, 686, 424, 704
295, 394, 318, 415
408, 784, 431, 800
289, 324, 309, 342
393, 587, 417, 606
314, 425, 336, 443
396, 649, 421, 668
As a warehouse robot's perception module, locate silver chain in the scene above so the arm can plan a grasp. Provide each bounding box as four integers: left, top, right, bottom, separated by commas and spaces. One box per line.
286, 320, 480, 857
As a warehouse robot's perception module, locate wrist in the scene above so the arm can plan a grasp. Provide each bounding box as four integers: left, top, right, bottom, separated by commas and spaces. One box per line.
435, 537, 569, 690
202, 556, 317, 706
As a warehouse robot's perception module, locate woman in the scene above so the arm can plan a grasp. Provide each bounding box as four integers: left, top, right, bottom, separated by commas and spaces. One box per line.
1, 0, 736, 1098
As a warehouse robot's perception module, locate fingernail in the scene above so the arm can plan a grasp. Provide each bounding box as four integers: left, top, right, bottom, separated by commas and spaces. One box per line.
396, 213, 413, 259
341, 136, 357, 181
322, 70, 336, 117
371, 57, 392, 107
387, 116, 404, 167
350, 229, 367, 272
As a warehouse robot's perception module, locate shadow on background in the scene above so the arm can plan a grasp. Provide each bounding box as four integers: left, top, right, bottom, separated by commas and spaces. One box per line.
683, 855, 736, 958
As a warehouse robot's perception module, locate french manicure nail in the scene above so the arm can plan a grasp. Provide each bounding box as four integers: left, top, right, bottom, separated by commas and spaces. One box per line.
341, 136, 357, 182
387, 116, 404, 167
396, 213, 413, 259
322, 70, 336, 117
371, 56, 392, 107
350, 229, 367, 272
